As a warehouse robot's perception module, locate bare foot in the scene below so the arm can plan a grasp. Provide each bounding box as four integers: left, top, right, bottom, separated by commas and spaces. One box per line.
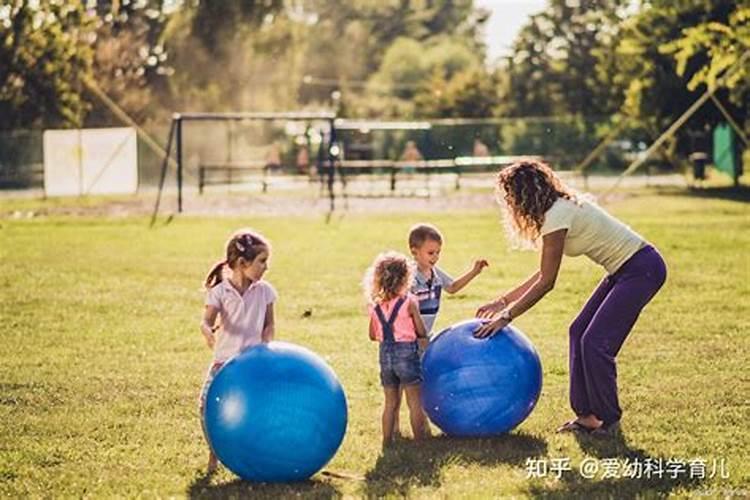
557, 414, 604, 433
382, 435, 396, 450
575, 414, 604, 430
207, 454, 218, 474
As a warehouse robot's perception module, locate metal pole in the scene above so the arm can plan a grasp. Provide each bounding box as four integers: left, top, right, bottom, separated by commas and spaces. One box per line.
327, 118, 337, 212
150, 119, 176, 227
176, 117, 183, 213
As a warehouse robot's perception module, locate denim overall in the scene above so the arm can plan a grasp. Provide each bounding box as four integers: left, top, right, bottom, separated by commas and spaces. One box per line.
375, 297, 422, 387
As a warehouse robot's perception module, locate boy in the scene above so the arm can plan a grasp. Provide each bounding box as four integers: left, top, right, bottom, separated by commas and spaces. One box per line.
408, 223, 488, 335
392, 223, 488, 437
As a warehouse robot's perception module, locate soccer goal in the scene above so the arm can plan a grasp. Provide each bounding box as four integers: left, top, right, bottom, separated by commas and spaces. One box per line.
153, 111, 337, 216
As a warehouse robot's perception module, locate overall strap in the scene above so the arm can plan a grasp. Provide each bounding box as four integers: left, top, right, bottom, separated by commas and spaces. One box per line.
374, 297, 407, 343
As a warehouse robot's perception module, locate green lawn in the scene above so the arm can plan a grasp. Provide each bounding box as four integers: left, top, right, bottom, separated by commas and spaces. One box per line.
1, 187, 748, 498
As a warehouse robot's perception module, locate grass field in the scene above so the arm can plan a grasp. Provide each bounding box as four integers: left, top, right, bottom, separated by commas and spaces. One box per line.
1, 185, 748, 498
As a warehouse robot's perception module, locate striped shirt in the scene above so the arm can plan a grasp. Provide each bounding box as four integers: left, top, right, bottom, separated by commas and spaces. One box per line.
411, 266, 453, 335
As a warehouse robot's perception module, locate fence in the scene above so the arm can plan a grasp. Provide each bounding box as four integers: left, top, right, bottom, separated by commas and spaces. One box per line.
0, 117, 693, 192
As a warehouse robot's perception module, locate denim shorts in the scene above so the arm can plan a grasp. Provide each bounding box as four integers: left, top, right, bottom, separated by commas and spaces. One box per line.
379, 341, 422, 387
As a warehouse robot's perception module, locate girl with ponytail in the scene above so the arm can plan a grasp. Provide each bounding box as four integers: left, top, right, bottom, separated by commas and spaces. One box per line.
198, 228, 277, 473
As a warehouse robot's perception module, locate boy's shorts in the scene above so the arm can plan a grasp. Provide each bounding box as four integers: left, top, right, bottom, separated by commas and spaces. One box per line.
379, 341, 422, 387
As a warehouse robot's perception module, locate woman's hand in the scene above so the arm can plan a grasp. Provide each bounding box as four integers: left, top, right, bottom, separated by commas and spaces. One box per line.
473, 317, 510, 338
475, 298, 505, 319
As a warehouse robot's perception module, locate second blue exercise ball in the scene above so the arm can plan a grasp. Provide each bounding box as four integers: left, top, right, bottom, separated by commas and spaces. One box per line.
204, 341, 347, 482
421, 319, 542, 436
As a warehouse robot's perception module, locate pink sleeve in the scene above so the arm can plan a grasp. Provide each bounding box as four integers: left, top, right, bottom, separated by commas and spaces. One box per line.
264, 282, 278, 305
205, 285, 222, 309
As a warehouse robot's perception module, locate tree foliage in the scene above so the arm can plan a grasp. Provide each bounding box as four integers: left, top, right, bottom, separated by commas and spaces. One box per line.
662, 5, 750, 107
2, 0, 747, 148
609, 0, 747, 162
86, 0, 173, 125
503, 0, 627, 118
0, 1, 95, 128
414, 68, 500, 118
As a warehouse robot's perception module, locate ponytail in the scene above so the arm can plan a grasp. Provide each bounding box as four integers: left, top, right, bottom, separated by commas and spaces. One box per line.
204, 228, 270, 289
204, 260, 227, 289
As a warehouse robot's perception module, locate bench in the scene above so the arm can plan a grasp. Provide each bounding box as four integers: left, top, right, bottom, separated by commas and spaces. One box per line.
337, 159, 459, 192
198, 161, 269, 193
336, 156, 537, 193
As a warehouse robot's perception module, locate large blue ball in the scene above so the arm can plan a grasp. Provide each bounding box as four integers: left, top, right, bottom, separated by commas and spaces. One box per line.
421, 319, 542, 436
204, 342, 347, 482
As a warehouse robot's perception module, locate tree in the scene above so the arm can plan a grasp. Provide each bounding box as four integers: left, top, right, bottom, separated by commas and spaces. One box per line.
190, 0, 284, 55
414, 67, 500, 118
0, 1, 95, 128
297, 0, 488, 117
85, 0, 174, 126
161, 1, 302, 112
662, 5, 749, 116
610, 0, 745, 163
361, 36, 484, 116
503, 0, 627, 118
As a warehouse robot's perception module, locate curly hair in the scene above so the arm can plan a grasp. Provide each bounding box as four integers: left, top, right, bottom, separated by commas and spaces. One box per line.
362, 251, 414, 304
496, 158, 577, 246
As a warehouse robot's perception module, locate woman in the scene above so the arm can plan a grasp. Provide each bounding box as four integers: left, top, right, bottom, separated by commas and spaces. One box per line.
475, 159, 667, 436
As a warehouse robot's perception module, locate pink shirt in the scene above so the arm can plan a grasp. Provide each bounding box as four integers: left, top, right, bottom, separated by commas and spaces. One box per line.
206, 279, 277, 362
368, 294, 419, 342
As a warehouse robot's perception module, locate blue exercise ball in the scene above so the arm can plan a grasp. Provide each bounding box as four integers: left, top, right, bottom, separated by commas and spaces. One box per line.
421, 319, 542, 436
204, 341, 347, 482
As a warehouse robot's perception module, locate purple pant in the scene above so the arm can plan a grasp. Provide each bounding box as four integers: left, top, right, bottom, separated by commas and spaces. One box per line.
569, 245, 666, 425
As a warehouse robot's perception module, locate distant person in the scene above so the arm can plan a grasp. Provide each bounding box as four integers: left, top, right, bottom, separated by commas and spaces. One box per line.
199, 229, 276, 473
400, 140, 424, 163
474, 159, 667, 437
399, 140, 423, 176
265, 143, 282, 172
296, 144, 310, 175
363, 251, 431, 448
473, 138, 490, 157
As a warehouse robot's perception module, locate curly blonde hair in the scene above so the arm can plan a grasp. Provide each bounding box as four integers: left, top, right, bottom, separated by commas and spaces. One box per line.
362, 251, 414, 304
496, 158, 577, 246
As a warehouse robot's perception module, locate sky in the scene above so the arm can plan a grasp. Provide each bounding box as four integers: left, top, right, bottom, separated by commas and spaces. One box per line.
475, 0, 548, 62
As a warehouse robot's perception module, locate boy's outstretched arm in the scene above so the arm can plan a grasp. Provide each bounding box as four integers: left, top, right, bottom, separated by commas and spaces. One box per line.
444, 259, 489, 294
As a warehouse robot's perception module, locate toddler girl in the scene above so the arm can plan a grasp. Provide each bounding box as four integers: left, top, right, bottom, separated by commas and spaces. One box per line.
363, 251, 430, 447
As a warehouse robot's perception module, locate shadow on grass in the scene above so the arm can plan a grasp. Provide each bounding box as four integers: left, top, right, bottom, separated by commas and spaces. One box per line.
655, 184, 750, 202
526, 429, 704, 499
363, 431, 548, 498
187, 471, 342, 499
